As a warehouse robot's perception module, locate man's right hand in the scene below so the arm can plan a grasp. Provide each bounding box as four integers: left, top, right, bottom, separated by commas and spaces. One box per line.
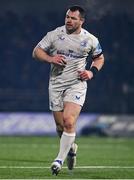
51, 54, 67, 67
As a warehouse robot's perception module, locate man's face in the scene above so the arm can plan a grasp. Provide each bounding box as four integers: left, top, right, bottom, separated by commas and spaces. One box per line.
65, 10, 84, 34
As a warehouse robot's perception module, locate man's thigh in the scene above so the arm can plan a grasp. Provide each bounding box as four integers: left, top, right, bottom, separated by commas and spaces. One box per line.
63, 102, 82, 125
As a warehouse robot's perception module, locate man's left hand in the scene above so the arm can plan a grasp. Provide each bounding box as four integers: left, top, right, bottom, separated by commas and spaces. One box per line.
78, 70, 93, 81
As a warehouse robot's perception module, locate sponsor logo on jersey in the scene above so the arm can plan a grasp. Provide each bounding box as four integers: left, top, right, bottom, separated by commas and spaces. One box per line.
57, 50, 83, 59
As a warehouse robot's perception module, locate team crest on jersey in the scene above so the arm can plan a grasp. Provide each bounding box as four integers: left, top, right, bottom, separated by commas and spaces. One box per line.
58, 34, 65, 40
80, 40, 88, 47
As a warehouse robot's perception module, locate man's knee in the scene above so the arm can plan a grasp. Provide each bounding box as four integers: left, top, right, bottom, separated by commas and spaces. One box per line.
63, 115, 75, 131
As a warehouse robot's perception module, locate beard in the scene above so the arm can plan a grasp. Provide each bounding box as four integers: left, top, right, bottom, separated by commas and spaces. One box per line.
65, 25, 79, 34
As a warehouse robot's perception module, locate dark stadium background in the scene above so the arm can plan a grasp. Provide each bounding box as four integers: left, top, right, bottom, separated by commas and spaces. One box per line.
0, 2, 134, 178
0, 0, 134, 114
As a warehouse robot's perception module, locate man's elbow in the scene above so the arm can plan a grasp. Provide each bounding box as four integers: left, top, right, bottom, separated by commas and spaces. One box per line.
101, 54, 105, 64
97, 54, 104, 66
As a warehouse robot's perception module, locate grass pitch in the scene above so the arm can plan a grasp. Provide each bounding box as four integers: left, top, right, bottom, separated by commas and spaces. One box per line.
0, 136, 134, 179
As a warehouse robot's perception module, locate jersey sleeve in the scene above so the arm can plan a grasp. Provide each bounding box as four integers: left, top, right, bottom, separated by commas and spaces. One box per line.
91, 36, 103, 59
36, 30, 54, 52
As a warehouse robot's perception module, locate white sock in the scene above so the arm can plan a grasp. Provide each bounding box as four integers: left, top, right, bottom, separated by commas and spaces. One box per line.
55, 131, 76, 164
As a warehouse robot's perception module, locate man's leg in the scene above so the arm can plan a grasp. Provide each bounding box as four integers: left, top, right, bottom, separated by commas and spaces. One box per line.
52, 110, 78, 172
51, 102, 81, 175
53, 111, 63, 138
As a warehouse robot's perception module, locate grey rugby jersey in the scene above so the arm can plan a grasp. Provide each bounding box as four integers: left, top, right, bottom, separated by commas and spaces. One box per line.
36, 25, 102, 89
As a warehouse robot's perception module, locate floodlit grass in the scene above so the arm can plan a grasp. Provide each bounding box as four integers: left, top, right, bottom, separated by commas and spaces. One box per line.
0, 136, 134, 179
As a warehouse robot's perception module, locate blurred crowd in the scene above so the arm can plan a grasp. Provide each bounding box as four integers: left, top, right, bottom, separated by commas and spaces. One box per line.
0, 10, 133, 113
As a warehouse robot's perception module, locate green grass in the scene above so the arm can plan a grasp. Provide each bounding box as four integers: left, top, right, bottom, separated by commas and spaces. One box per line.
0, 136, 134, 179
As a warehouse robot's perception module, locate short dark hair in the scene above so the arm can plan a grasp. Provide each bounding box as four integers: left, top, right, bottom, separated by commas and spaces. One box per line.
68, 5, 86, 19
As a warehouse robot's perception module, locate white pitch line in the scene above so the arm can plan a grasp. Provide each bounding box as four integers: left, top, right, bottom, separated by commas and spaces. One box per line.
0, 143, 130, 150
0, 166, 134, 169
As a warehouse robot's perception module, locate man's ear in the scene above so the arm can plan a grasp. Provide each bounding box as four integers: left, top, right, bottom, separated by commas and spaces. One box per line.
80, 18, 85, 25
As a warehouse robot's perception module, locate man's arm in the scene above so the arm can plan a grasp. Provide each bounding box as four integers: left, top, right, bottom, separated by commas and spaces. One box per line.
32, 47, 52, 63
32, 47, 67, 66
90, 54, 104, 71
78, 54, 104, 81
